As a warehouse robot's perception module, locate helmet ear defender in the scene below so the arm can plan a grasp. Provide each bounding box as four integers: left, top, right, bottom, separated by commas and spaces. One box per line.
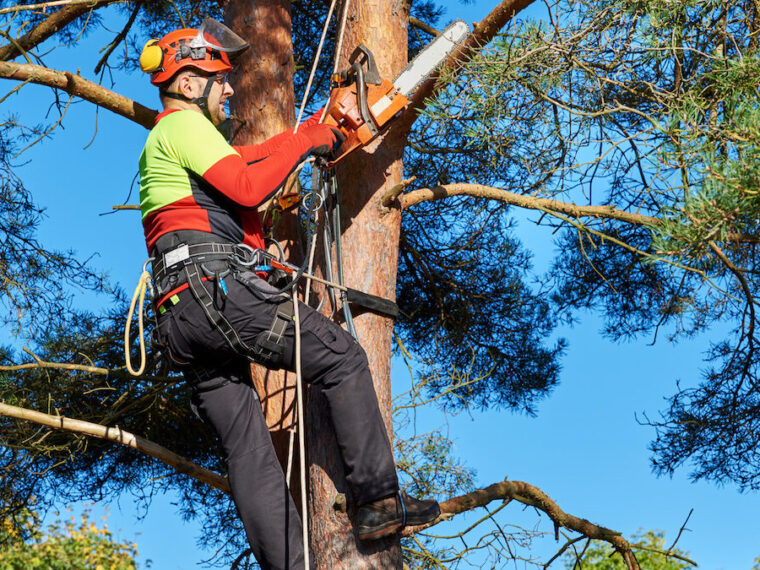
140, 39, 164, 74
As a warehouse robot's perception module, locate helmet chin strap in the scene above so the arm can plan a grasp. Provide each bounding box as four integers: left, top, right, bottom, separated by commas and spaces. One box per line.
162, 76, 216, 123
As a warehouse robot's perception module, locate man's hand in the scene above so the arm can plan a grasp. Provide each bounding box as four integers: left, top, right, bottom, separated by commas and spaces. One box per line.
301, 124, 345, 161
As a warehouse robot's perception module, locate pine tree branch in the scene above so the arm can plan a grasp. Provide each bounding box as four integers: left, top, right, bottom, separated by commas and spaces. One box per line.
0, 60, 156, 128
403, 478, 641, 570
394, 0, 537, 136
399, 183, 758, 243
409, 17, 440, 37
0, 347, 175, 381
0, 1, 123, 15
93, 1, 139, 74
0, 401, 231, 493
0, 0, 125, 62
401, 183, 658, 225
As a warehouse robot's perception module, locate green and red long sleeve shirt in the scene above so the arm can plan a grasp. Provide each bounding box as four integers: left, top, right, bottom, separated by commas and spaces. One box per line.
139, 108, 318, 253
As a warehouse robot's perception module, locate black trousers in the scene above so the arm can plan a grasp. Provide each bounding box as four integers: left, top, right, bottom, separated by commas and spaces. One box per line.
156, 269, 399, 570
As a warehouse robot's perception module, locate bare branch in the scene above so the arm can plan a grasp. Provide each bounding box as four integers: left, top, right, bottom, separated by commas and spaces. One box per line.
666, 508, 693, 553
0, 60, 156, 128
401, 183, 659, 226
94, 2, 139, 74
0, 401, 230, 493
403, 478, 641, 570
0, 0, 125, 61
0, 347, 174, 381
400, 183, 758, 244
0, 346, 110, 374
409, 17, 440, 37
0, 1, 125, 15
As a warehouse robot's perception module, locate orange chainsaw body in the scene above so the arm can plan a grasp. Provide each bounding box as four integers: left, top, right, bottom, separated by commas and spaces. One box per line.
322, 46, 409, 168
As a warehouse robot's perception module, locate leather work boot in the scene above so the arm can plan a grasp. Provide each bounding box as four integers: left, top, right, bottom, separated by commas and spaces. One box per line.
357, 492, 441, 540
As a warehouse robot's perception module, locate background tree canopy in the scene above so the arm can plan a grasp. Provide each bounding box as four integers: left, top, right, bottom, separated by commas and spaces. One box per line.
0, 506, 137, 569
0, 0, 759, 566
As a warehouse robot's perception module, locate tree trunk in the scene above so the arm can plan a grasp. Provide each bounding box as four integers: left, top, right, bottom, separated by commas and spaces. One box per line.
306, 2, 408, 569
225, 0, 302, 492
226, 1, 409, 567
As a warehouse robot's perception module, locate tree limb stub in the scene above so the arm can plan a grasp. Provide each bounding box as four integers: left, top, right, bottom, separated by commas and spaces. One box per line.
0, 0, 123, 62
402, 183, 757, 243
0, 60, 156, 128
403, 479, 640, 570
0, 401, 230, 493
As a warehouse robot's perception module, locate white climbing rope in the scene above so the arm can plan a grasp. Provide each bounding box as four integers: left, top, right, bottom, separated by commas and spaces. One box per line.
292, 286, 309, 570
284, 1, 355, 565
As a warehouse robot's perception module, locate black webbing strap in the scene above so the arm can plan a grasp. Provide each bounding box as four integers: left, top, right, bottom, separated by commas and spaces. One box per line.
252, 299, 294, 365
185, 263, 258, 357
184, 262, 294, 367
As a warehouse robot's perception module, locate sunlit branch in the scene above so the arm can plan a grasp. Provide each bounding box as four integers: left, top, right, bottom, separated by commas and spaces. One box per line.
400, 183, 758, 244
0, 0, 127, 15
0, 347, 174, 381
409, 17, 440, 37
0, 60, 156, 128
0, 401, 230, 493
0, 0, 123, 61
404, 479, 642, 570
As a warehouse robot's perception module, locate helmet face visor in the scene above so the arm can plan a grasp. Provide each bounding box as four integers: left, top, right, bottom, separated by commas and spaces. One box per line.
189, 18, 250, 58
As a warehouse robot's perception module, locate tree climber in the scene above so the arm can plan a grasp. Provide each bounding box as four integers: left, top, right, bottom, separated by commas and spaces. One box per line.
137, 19, 440, 570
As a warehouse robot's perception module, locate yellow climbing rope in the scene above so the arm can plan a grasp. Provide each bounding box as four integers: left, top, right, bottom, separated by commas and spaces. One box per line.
125, 266, 152, 376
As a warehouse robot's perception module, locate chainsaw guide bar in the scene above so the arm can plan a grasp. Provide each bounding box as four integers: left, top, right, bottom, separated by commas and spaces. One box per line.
322, 20, 470, 168
393, 19, 470, 97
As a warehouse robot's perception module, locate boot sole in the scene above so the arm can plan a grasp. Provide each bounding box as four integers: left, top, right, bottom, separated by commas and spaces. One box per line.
357, 520, 403, 541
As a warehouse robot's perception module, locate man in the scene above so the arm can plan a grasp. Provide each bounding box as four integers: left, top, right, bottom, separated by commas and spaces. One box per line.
138, 19, 439, 570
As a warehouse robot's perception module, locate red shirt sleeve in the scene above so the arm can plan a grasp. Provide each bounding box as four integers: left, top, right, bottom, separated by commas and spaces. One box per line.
232, 108, 324, 163
203, 131, 314, 208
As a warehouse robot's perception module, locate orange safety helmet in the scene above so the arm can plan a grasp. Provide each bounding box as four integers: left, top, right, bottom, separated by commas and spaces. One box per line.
140, 18, 249, 86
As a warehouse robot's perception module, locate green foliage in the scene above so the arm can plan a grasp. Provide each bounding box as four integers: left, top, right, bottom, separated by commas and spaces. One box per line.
563, 530, 692, 569
404, 0, 760, 491
0, 508, 137, 570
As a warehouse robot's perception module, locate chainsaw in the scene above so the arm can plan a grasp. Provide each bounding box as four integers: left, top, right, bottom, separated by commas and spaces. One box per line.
322, 19, 469, 168
273, 20, 469, 211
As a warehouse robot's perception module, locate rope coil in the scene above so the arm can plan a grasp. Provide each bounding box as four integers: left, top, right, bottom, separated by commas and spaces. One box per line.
125, 267, 153, 376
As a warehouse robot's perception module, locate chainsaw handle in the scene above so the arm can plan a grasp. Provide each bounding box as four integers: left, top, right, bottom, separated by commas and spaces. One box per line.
350, 62, 378, 136
348, 44, 382, 85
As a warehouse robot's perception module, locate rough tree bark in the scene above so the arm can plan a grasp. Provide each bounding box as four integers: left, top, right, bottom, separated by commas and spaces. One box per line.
231, 0, 409, 568
304, 2, 409, 569
224, 0, 301, 488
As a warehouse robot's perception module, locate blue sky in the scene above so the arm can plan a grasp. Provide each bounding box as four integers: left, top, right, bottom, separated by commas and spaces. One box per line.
4, 0, 760, 568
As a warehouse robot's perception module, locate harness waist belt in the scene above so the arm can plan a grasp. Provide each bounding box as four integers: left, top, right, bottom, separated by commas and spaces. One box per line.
151, 242, 268, 299
152, 242, 261, 283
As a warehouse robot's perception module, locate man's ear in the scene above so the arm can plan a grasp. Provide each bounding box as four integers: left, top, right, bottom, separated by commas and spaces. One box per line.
175, 74, 195, 98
